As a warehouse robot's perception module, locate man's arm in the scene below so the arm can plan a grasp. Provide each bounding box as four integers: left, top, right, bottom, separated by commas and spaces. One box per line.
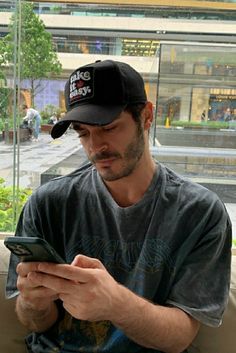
23, 109, 30, 121
110, 283, 200, 353
27, 255, 200, 353
16, 262, 59, 332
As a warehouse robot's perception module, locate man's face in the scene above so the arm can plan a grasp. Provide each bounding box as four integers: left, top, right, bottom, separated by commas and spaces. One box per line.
73, 111, 146, 182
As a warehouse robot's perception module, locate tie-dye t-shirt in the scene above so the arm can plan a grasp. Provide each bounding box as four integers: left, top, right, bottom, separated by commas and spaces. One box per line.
6, 162, 232, 353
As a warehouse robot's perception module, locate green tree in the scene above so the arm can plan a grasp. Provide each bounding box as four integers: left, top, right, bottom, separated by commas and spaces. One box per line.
0, 2, 62, 106
0, 36, 8, 85
0, 47, 11, 134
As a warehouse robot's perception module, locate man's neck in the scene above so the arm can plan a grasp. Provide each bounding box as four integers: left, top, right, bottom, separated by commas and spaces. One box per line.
104, 156, 157, 207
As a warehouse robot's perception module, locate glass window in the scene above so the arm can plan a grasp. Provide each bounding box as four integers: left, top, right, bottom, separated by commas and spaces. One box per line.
0, 1, 235, 246
151, 43, 236, 242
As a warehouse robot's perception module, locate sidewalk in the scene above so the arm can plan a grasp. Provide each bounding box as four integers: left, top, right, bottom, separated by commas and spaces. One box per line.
0, 130, 81, 189
0, 131, 235, 238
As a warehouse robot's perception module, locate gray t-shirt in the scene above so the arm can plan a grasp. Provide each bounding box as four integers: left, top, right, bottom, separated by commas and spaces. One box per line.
6, 162, 232, 353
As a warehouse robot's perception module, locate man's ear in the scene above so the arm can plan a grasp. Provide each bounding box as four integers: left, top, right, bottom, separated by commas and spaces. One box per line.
143, 101, 153, 130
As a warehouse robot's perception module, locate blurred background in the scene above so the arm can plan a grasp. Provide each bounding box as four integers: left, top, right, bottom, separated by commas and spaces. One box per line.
0, 0, 235, 244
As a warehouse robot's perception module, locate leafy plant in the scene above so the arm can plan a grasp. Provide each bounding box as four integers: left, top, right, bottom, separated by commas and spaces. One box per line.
40, 104, 62, 122
170, 120, 229, 129
0, 87, 12, 133
0, 118, 4, 132
51, 5, 63, 13
0, 177, 32, 232
0, 114, 18, 132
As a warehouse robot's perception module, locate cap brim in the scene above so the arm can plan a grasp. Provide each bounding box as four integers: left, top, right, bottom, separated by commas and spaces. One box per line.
51, 103, 126, 139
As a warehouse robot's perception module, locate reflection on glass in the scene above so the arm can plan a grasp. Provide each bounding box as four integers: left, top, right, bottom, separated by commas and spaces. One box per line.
156, 43, 236, 127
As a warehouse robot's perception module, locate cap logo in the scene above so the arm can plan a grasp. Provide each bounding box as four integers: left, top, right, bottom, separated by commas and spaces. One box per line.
69, 67, 94, 105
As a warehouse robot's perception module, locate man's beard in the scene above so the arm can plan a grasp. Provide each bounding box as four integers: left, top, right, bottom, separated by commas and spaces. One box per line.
89, 122, 145, 181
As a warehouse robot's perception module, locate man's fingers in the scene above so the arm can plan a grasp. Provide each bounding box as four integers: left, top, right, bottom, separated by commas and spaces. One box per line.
38, 259, 104, 283
17, 274, 59, 299
16, 262, 41, 277
28, 271, 77, 293
71, 254, 105, 270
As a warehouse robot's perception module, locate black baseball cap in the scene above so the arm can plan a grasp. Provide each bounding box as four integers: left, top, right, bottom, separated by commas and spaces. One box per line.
51, 60, 147, 139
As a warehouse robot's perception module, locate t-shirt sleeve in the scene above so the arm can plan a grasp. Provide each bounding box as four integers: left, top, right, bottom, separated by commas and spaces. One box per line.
166, 199, 232, 327
5, 195, 43, 299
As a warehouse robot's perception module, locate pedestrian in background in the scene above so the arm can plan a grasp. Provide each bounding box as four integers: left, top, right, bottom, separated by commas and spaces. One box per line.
22, 104, 41, 141
224, 108, 232, 122
201, 109, 206, 122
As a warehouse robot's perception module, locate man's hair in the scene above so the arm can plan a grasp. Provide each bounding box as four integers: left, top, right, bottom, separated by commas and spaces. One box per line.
125, 103, 146, 123
22, 104, 28, 109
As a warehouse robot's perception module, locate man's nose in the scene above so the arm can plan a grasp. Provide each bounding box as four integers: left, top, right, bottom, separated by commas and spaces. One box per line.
89, 132, 108, 152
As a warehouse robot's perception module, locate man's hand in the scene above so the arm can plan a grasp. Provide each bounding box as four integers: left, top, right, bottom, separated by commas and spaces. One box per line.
27, 255, 123, 322
16, 262, 59, 311
16, 262, 60, 332
17, 256, 199, 352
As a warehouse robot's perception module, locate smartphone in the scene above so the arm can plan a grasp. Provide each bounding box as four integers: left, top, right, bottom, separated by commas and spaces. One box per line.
4, 236, 65, 264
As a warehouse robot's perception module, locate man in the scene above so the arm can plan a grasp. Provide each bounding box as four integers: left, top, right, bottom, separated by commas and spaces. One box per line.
22, 104, 41, 141
7, 60, 231, 353
224, 108, 232, 122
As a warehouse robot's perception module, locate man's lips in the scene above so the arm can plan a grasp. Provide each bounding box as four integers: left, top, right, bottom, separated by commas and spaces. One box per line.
91, 153, 121, 164
95, 158, 116, 166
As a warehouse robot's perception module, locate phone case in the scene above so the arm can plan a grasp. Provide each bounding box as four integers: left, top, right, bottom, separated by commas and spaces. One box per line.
4, 236, 65, 263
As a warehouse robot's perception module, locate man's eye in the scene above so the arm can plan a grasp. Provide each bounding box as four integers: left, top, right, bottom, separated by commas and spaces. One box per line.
104, 126, 116, 132
78, 131, 88, 138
